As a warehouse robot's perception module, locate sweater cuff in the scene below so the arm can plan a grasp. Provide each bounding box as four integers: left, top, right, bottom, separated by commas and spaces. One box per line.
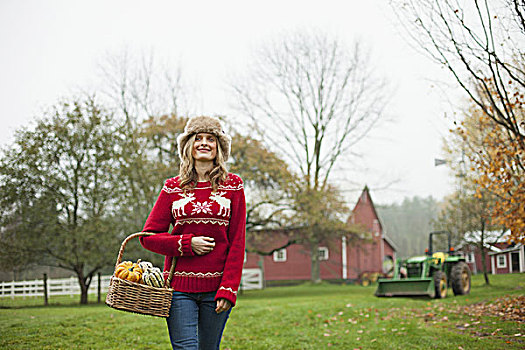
215, 286, 238, 307
180, 234, 195, 256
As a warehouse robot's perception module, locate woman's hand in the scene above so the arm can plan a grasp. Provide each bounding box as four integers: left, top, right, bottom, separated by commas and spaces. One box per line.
191, 236, 215, 255
215, 298, 231, 313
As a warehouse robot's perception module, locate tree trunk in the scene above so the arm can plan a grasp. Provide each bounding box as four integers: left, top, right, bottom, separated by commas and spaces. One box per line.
480, 230, 490, 285
310, 242, 321, 284
76, 270, 91, 304
80, 284, 89, 304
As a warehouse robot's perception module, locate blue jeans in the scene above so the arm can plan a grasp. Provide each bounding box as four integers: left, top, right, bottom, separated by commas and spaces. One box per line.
166, 291, 231, 350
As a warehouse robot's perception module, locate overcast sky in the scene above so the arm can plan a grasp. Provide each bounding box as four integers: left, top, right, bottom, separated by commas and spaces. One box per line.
0, 0, 463, 205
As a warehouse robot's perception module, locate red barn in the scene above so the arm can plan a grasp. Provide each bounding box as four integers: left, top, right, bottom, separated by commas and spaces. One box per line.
458, 231, 524, 275
244, 186, 397, 283
459, 243, 495, 274
489, 242, 524, 274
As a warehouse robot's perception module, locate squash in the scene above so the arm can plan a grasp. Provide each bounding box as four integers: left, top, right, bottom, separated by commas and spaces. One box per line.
114, 261, 133, 277
114, 261, 143, 283
137, 259, 153, 272
142, 267, 165, 288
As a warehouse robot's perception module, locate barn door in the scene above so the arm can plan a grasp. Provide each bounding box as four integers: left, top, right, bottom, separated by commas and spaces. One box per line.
511, 252, 520, 273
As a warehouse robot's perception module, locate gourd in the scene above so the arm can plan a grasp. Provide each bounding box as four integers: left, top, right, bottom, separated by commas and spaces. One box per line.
142, 267, 165, 288
137, 259, 153, 272
115, 261, 143, 283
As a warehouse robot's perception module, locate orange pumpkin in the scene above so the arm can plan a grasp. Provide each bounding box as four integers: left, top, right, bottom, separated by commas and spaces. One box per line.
115, 261, 143, 283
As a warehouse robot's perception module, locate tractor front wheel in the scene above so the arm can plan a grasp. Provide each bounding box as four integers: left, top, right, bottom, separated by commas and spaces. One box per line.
433, 271, 447, 299
451, 262, 471, 295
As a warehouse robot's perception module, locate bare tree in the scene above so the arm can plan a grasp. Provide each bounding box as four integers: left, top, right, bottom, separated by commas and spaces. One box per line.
234, 31, 388, 192
97, 48, 195, 124
391, 0, 524, 147
391, 0, 525, 242
95, 50, 196, 231
232, 31, 389, 282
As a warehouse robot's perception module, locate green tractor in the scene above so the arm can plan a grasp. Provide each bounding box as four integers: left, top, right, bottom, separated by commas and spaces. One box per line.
375, 231, 471, 298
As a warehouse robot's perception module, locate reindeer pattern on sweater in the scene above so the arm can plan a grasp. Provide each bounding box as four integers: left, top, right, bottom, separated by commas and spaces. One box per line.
169, 186, 234, 221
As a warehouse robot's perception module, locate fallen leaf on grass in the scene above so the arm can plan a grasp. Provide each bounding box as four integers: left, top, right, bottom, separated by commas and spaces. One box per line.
491, 328, 502, 335
455, 295, 524, 323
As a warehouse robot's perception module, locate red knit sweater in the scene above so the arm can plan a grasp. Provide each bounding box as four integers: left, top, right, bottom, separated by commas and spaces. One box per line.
140, 173, 246, 306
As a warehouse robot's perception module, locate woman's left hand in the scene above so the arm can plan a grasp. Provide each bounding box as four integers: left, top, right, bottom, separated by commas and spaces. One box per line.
215, 298, 231, 313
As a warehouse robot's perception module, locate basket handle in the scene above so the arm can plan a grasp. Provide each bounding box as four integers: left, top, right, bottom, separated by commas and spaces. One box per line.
114, 232, 177, 289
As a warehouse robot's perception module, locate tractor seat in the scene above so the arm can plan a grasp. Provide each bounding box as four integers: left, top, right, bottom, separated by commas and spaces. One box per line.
432, 252, 448, 264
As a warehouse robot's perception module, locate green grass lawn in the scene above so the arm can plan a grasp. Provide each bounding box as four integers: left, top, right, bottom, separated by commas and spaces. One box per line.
1, 273, 523, 349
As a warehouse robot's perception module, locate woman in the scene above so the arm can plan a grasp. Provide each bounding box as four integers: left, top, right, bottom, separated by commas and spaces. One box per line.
140, 116, 246, 350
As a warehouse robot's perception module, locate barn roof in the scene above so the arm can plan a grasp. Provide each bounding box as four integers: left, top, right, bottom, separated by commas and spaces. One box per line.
351, 185, 399, 252
488, 243, 523, 255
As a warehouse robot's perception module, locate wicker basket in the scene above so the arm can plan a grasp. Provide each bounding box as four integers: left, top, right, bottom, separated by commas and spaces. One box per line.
105, 232, 176, 318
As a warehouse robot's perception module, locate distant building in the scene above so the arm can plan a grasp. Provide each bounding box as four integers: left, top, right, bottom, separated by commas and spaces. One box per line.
489, 242, 524, 274
458, 231, 524, 274
244, 186, 397, 283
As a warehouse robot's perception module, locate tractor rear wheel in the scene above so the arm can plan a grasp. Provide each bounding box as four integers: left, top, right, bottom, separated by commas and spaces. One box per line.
433, 271, 447, 299
451, 262, 471, 295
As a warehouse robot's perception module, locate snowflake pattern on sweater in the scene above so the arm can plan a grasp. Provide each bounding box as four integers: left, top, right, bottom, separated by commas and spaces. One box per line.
139, 173, 246, 306
191, 201, 213, 215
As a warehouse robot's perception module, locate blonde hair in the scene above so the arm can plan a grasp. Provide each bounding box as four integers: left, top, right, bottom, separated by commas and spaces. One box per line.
179, 134, 229, 192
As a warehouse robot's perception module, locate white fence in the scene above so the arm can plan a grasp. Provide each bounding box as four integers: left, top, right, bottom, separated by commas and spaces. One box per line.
0, 268, 263, 299
239, 268, 263, 291
0, 275, 111, 299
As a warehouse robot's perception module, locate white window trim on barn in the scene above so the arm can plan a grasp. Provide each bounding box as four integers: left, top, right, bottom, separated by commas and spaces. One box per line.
466, 252, 475, 264
497, 254, 507, 268
273, 248, 287, 262
318, 247, 329, 261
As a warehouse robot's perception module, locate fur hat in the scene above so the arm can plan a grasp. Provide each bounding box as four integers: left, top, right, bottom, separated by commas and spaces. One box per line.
177, 116, 231, 161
